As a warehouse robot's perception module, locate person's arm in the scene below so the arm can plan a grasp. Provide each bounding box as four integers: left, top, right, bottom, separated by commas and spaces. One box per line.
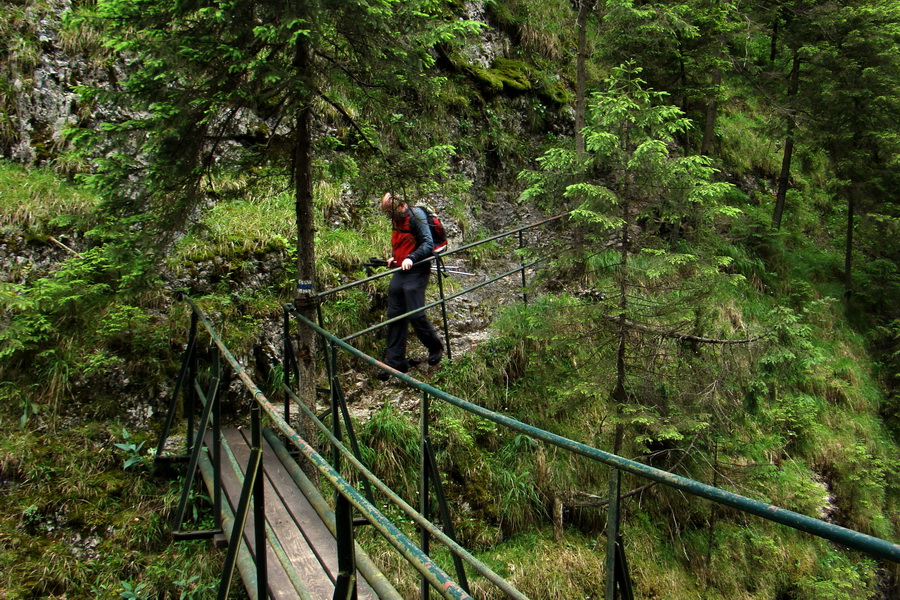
405, 207, 434, 265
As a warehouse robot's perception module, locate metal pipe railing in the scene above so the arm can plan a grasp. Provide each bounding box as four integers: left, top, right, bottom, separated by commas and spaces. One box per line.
183, 297, 474, 600
262, 428, 405, 600
279, 375, 529, 600
316, 211, 569, 299
291, 309, 900, 565
342, 260, 538, 343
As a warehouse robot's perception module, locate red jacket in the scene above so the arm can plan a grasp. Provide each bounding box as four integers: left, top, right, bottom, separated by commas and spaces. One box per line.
392, 206, 434, 265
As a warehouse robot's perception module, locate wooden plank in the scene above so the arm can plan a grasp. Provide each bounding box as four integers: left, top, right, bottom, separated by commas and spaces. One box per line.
226, 428, 336, 599
243, 429, 380, 600
209, 428, 384, 599
208, 430, 298, 599
236, 429, 338, 580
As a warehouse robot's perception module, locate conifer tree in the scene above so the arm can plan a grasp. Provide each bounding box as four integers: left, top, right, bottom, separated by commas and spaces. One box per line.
796, 0, 900, 296
75, 0, 480, 438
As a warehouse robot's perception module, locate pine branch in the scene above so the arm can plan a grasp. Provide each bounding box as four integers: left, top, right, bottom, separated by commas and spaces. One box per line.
600, 314, 767, 345
317, 92, 382, 155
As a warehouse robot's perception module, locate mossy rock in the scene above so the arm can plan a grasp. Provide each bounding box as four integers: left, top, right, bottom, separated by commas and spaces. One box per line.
464, 58, 533, 96
539, 80, 571, 105
465, 65, 505, 94
490, 58, 532, 92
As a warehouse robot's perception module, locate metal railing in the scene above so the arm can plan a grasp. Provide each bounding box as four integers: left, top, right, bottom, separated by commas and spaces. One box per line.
154, 215, 569, 599
158, 210, 900, 600
315, 212, 570, 353
288, 310, 900, 598
158, 297, 484, 599
279, 213, 572, 598
283, 211, 900, 598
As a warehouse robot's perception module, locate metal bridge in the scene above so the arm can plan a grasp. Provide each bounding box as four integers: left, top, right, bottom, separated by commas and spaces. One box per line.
154, 215, 900, 600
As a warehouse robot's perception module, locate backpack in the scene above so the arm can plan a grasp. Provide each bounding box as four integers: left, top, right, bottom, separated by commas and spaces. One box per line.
422, 207, 448, 254
405, 204, 447, 254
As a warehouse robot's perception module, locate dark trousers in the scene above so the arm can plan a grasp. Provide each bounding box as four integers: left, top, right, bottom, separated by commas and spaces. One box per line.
385, 267, 442, 369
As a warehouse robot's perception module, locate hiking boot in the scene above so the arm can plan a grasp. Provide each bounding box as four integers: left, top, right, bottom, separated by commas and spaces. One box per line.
376, 362, 408, 381
427, 346, 444, 366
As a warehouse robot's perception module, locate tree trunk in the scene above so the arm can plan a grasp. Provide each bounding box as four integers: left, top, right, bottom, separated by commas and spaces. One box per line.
605, 194, 629, 596
844, 186, 855, 299
770, 16, 779, 63
552, 496, 564, 541
700, 67, 722, 156
613, 196, 630, 422
574, 0, 590, 154
773, 50, 800, 230
293, 20, 318, 457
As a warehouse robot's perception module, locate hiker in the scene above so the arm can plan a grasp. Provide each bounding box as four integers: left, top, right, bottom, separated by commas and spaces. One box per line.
377, 192, 444, 379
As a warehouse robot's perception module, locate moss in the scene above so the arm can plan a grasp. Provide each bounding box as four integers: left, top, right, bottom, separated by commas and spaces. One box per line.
539, 80, 571, 105
461, 58, 534, 96
490, 58, 532, 92
465, 64, 505, 94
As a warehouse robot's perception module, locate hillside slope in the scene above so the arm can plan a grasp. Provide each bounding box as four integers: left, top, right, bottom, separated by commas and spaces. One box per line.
2, 0, 899, 598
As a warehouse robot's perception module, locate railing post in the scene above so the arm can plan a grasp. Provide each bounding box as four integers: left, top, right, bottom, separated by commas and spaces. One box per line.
419, 390, 431, 600
424, 436, 469, 592
186, 339, 199, 456
212, 351, 223, 528
173, 353, 221, 533
329, 339, 357, 599
251, 404, 267, 600
321, 303, 336, 397
518, 231, 528, 306
333, 377, 375, 504
217, 406, 264, 600
283, 306, 292, 423
329, 341, 340, 469
155, 310, 197, 461
334, 492, 357, 600
605, 467, 621, 600
435, 259, 452, 360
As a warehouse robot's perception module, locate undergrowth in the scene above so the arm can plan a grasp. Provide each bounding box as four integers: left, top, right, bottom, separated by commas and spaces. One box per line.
0, 419, 224, 599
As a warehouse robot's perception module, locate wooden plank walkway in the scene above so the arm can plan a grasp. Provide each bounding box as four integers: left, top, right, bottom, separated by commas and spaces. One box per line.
199, 428, 387, 600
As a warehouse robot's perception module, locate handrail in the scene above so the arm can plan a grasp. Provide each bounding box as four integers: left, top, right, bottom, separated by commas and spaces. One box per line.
290, 308, 900, 564
183, 297, 475, 600
278, 374, 529, 599
342, 260, 538, 342
316, 211, 570, 299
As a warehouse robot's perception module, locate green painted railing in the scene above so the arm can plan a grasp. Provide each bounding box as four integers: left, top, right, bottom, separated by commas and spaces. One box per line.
177, 297, 474, 600
288, 310, 900, 591
162, 209, 899, 600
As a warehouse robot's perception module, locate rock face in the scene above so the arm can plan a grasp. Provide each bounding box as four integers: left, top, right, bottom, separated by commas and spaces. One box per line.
5, 0, 111, 164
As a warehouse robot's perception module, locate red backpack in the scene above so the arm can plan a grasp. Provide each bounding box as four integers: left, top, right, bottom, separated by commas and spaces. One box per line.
400, 205, 447, 254
422, 207, 447, 254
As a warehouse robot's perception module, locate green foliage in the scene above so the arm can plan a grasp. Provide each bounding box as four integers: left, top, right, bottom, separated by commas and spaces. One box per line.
117, 580, 150, 600
0, 425, 223, 598
0, 160, 99, 230
520, 62, 738, 243
356, 404, 420, 500
70, 0, 484, 243
3, 1, 900, 597
716, 103, 782, 177
113, 428, 150, 471
0, 2, 44, 151
0, 243, 158, 374
486, 0, 575, 60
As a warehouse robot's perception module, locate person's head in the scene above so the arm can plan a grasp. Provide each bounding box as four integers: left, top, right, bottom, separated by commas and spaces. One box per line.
381, 192, 406, 220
